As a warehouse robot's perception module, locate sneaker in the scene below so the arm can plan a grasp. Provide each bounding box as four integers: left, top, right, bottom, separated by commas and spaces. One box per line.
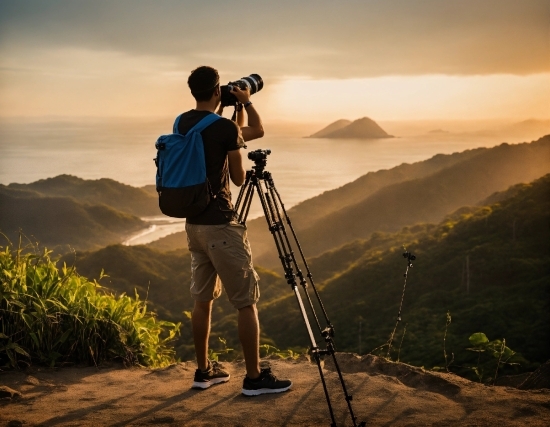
192, 360, 230, 389
242, 367, 292, 396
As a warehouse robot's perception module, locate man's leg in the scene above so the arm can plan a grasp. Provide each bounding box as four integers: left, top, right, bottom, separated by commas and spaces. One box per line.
239, 302, 292, 396
238, 304, 261, 379
192, 300, 213, 371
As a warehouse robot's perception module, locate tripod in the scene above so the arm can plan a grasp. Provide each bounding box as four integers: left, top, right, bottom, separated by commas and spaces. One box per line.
234, 150, 366, 427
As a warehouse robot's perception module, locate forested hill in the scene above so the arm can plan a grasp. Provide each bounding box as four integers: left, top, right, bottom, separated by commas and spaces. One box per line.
257, 173, 550, 379
252, 136, 550, 266
6, 174, 159, 216
0, 186, 145, 251
0, 175, 161, 251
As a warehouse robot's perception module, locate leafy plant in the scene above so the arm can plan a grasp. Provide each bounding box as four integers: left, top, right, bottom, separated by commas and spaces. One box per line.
0, 242, 180, 369
208, 337, 234, 362
260, 344, 302, 360
466, 332, 518, 384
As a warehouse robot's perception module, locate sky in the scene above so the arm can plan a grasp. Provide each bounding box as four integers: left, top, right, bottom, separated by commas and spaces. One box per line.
0, 0, 549, 123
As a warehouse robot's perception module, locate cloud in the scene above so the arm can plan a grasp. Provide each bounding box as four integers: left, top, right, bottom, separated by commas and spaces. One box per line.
1, 0, 548, 78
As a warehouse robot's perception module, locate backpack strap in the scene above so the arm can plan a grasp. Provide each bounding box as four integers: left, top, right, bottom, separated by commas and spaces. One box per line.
172, 112, 221, 135
172, 112, 224, 203
173, 114, 183, 134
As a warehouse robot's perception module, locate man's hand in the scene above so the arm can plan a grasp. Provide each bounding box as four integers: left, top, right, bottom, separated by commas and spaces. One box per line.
231, 86, 251, 104
230, 86, 263, 142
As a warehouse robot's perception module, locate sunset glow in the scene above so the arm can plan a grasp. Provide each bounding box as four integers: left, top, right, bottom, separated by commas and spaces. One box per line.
0, 0, 548, 124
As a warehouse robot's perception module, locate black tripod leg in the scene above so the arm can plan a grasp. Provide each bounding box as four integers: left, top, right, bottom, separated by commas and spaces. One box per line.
267, 174, 365, 427
234, 172, 250, 213
235, 174, 255, 224
252, 176, 339, 427
264, 181, 324, 333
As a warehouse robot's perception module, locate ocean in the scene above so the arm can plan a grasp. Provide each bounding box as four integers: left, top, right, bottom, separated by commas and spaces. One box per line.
0, 117, 529, 245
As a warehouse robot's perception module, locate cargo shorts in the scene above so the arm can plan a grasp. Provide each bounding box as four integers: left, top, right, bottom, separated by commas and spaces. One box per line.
185, 221, 260, 309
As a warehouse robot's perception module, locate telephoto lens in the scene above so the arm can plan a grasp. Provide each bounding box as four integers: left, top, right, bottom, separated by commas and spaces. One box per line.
220, 74, 263, 107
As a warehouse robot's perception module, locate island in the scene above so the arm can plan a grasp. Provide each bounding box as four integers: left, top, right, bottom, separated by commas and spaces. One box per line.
307, 117, 393, 139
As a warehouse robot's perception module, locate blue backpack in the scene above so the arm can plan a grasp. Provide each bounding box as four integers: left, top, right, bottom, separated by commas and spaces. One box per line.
154, 113, 222, 218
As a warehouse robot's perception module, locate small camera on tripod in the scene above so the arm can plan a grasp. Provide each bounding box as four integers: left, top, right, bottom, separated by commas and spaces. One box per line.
248, 149, 271, 162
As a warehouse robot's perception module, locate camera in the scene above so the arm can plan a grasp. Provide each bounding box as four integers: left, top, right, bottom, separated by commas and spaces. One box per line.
220, 74, 264, 107
248, 149, 271, 162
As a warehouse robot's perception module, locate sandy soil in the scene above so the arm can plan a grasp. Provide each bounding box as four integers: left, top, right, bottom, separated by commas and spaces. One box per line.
1, 354, 549, 427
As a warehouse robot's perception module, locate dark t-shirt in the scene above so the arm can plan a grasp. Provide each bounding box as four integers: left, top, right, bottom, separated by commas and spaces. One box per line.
177, 110, 245, 224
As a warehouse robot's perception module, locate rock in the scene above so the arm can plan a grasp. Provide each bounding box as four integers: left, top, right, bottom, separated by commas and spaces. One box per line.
25, 375, 40, 385
0, 386, 22, 400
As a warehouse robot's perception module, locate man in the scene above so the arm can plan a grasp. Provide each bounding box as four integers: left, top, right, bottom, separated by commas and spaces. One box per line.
181, 66, 292, 396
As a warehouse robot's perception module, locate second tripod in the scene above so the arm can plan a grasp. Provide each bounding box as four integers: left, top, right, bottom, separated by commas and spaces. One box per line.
234, 149, 365, 427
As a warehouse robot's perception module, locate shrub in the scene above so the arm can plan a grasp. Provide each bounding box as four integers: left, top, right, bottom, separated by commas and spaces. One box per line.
0, 242, 179, 369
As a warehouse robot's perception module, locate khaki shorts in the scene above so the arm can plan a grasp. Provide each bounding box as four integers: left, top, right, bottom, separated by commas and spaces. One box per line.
186, 221, 260, 309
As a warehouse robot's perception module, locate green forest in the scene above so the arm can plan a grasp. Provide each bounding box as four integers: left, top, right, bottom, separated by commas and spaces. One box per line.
1, 136, 549, 384
259, 174, 550, 381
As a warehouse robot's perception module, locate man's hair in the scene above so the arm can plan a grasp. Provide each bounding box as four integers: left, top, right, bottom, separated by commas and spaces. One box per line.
188, 66, 220, 102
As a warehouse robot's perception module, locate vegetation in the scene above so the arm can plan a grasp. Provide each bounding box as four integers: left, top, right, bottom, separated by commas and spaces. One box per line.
57, 244, 288, 361
0, 174, 164, 251
463, 332, 519, 384
0, 242, 179, 369
0, 187, 145, 252
256, 174, 550, 381
6, 174, 159, 216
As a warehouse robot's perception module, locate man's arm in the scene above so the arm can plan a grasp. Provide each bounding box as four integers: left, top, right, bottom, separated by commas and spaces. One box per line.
236, 104, 245, 127
231, 87, 264, 142
228, 149, 245, 186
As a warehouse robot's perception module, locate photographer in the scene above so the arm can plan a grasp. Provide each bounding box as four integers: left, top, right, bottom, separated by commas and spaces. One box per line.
183, 66, 291, 396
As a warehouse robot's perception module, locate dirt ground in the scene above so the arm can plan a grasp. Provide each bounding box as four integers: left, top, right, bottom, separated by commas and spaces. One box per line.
1, 354, 549, 427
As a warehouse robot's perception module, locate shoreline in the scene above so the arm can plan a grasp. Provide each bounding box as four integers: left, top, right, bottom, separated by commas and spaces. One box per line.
122, 216, 186, 246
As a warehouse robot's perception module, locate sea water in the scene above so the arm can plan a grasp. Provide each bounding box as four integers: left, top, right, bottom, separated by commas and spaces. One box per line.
0, 117, 522, 245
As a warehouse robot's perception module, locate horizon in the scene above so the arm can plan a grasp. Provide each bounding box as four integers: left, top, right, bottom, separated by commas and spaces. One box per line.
1, 114, 548, 138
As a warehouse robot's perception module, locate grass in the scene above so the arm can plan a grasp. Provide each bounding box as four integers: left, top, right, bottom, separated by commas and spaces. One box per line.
0, 240, 180, 369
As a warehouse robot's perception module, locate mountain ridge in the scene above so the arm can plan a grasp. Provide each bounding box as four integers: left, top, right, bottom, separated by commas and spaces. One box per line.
7, 174, 159, 217
256, 173, 550, 375
254, 136, 550, 266
0, 184, 146, 251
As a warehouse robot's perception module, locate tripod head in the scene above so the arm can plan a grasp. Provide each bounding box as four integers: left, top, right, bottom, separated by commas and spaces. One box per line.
247, 149, 271, 174
403, 249, 416, 268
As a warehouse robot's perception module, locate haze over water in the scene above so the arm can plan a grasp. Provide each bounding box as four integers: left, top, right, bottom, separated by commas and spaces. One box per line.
2, 116, 542, 232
